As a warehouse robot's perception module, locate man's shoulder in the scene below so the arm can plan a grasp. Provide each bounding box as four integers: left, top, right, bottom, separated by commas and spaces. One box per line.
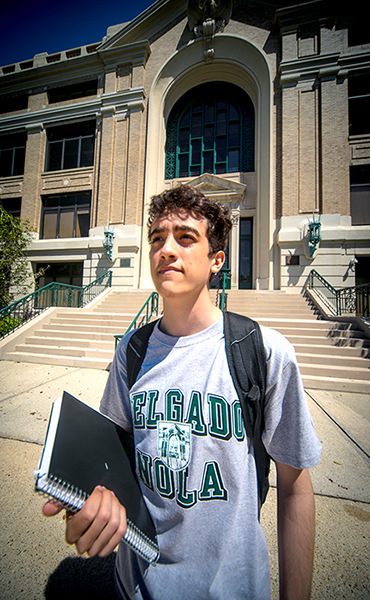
259, 323, 296, 364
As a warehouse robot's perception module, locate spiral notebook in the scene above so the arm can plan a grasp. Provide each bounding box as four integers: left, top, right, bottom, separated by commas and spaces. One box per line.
34, 391, 159, 564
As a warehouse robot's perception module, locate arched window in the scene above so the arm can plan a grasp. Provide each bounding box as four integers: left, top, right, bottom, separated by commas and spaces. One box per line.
165, 82, 254, 179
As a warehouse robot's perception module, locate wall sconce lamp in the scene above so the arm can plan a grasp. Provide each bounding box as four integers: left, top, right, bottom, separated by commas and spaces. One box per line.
307, 212, 321, 258
103, 226, 115, 262
349, 257, 358, 271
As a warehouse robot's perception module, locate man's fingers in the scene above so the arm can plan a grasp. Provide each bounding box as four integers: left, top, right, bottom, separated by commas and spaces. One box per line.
87, 492, 127, 557
65, 485, 104, 546
42, 500, 63, 517
65, 486, 127, 557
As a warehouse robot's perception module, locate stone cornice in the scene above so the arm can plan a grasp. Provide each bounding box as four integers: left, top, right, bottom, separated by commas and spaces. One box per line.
275, 0, 337, 34
280, 49, 370, 86
97, 40, 151, 69
0, 88, 145, 133
0, 52, 104, 94
0, 40, 150, 94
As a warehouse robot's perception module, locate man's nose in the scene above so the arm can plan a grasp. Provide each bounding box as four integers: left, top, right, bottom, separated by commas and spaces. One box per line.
161, 235, 177, 257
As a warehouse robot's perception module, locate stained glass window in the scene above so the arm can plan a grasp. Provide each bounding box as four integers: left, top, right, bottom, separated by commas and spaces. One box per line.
165, 82, 254, 179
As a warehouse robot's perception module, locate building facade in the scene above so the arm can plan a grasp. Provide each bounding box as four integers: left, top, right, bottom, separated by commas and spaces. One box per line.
0, 0, 369, 295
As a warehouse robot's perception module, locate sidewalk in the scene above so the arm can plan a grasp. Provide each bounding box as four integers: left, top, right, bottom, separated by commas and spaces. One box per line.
0, 360, 369, 599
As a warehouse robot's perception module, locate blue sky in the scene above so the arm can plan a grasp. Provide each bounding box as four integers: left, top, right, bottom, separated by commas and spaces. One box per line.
0, 0, 155, 67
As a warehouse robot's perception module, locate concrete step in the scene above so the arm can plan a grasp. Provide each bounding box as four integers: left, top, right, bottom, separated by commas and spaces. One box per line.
49, 317, 134, 328
295, 352, 369, 369
301, 374, 370, 393
299, 362, 370, 380
286, 334, 370, 348
14, 342, 113, 359
269, 326, 368, 340
32, 328, 115, 342
24, 336, 114, 350
55, 310, 137, 318
41, 323, 128, 335
292, 343, 370, 358
5, 350, 110, 369
256, 318, 360, 331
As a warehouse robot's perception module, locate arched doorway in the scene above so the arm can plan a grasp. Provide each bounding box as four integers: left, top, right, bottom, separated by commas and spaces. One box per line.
140, 35, 273, 290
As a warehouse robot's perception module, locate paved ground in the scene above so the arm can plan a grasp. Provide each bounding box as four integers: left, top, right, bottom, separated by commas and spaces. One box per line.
0, 360, 369, 599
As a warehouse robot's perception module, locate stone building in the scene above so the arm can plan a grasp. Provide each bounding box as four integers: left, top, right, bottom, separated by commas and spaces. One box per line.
0, 0, 369, 295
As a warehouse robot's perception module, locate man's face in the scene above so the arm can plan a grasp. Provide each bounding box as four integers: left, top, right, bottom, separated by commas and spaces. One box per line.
149, 211, 224, 300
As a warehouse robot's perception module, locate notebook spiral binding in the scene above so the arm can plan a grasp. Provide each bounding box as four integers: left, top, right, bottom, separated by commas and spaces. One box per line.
37, 474, 159, 564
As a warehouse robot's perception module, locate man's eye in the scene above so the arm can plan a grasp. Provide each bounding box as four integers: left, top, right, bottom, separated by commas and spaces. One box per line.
150, 236, 162, 244
180, 233, 195, 242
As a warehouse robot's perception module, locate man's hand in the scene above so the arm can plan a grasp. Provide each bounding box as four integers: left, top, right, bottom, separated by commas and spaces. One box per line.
275, 462, 315, 600
43, 485, 127, 557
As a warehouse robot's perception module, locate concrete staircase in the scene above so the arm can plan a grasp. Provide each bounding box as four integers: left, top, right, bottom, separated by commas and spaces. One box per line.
215, 290, 370, 393
3, 290, 162, 370
3, 289, 369, 392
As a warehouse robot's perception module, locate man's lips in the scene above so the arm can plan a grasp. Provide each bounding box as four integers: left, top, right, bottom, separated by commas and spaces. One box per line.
158, 266, 181, 275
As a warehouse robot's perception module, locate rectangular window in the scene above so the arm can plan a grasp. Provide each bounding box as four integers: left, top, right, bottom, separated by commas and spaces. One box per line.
178, 154, 189, 178
41, 193, 91, 239
0, 132, 27, 177
350, 165, 370, 225
0, 198, 21, 218
48, 80, 98, 104
0, 94, 28, 114
348, 74, 370, 136
203, 152, 213, 173
348, 17, 370, 47
46, 121, 95, 172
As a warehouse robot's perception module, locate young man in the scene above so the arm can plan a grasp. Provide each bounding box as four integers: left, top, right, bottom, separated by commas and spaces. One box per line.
44, 184, 321, 599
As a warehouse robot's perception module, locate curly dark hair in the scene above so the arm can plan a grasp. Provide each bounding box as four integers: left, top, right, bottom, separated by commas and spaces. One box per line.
147, 184, 232, 255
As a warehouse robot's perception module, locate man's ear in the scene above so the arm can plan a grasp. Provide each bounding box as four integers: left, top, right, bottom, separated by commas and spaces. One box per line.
211, 251, 225, 274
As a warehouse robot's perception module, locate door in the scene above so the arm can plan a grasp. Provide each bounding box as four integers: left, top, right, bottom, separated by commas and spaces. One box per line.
239, 218, 253, 289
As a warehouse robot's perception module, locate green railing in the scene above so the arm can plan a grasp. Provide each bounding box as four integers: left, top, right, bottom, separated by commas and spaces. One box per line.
308, 269, 369, 317
0, 270, 112, 339
114, 291, 159, 348
215, 268, 231, 312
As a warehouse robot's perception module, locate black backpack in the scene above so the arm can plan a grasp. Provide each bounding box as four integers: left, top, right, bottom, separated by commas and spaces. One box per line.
126, 311, 270, 508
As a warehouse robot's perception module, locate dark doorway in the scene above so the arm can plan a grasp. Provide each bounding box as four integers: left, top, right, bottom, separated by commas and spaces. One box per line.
36, 262, 83, 288
355, 256, 370, 285
239, 218, 253, 289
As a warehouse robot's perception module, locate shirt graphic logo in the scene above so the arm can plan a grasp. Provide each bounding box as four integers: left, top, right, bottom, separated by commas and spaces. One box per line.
158, 422, 191, 471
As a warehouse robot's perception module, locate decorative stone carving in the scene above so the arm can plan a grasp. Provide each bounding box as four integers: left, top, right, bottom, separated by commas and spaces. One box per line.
187, 0, 233, 61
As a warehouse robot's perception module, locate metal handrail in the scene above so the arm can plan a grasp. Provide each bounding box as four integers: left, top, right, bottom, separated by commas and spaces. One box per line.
80, 270, 113, 307
114, 291, 159, 348
308, 269, 369, 317
0, 270, 112, 339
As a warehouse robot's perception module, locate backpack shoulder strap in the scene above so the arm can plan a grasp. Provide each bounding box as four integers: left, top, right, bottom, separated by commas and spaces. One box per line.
126, 320, 158, 389
223, 311, 266, 438
223, 311, 270, 507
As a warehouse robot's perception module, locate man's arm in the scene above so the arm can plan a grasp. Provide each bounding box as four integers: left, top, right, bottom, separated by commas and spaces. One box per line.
275, 461, 315, 600
43, 485, 127, 557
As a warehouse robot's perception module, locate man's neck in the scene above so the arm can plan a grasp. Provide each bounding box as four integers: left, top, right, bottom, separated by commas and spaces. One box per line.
159, 291, 222, 337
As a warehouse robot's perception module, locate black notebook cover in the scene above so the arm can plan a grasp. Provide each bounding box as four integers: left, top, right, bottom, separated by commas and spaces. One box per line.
35, 391, 158, 561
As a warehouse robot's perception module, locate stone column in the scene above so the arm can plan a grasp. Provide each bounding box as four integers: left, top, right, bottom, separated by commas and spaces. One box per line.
22, 123, 46, 232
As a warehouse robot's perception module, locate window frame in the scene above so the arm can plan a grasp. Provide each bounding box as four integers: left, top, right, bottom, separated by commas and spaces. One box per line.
348, 73, 370, 137
0, 132, 27, 178
40, 192, 91, 239
48, 79, 98, 104
350, 164, 370, 226
45, 120, 95, 172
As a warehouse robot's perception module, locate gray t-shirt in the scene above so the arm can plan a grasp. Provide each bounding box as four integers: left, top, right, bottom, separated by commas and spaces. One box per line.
100, 317, 321, 600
